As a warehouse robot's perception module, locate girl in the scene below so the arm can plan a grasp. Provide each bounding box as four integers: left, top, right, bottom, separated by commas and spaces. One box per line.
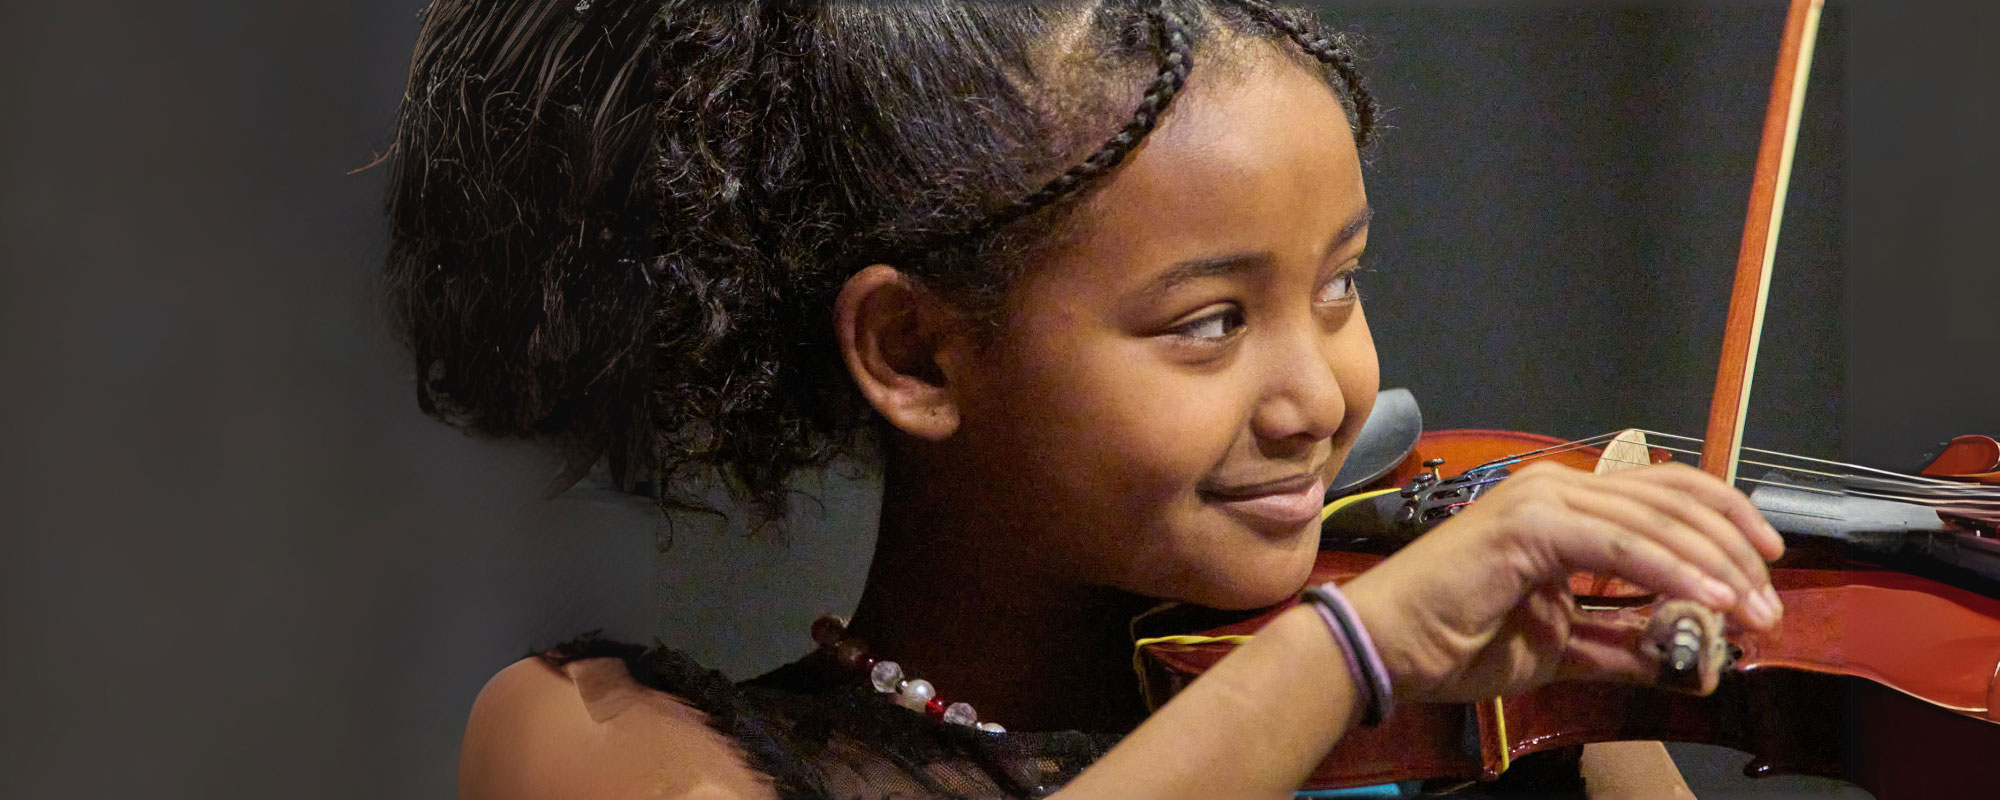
383, 1, 1785, 797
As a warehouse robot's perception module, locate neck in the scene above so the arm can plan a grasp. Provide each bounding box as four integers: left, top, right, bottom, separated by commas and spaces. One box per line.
843, 461, 1156, 733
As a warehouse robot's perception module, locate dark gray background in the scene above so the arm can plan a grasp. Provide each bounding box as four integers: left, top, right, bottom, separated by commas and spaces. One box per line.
3, 0, 1994, 797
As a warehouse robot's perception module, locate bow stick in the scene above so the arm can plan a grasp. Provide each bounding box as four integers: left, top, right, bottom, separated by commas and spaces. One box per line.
1700, 0, 1825, 485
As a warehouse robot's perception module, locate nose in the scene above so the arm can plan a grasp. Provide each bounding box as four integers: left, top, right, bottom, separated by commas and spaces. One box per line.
1249, 326, 1347, 446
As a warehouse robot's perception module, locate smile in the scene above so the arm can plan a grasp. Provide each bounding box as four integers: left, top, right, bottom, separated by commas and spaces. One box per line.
1199, 474, 1327, 530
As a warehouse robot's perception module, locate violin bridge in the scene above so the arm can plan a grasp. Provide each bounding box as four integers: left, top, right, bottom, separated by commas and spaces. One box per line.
1642, 599, 1729, 695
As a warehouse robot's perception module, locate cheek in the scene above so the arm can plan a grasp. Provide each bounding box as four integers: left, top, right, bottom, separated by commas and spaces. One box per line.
964, 335, 1248, 578
999, 339, 1240, 503
1034, 352, 1294, 593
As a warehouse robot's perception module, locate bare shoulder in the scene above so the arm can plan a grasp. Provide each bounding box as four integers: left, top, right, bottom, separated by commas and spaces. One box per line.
459, 655, 778, 800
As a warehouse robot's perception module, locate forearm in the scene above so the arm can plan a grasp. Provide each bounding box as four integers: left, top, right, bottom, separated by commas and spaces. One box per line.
1054, 605, 1361, 800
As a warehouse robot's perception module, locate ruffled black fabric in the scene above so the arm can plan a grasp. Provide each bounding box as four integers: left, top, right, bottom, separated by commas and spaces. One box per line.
538, 634, 1118, 799
537, 634, 1582, 800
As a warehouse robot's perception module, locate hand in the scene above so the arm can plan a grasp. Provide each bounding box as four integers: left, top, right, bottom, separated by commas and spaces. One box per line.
1340, 461, 1786, 704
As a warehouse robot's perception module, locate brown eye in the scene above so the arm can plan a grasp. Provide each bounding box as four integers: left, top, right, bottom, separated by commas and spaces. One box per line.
1317, 270, 1359, 304
1173, 307, 1246, 342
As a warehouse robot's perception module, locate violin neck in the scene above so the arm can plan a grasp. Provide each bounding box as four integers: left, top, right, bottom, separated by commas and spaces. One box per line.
1749, 473, 1949, 550
1751, 472, 2000, 590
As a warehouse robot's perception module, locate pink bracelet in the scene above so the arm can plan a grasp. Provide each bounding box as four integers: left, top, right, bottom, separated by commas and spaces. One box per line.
1302, 582, 1394, 726
1303, 598, 1368, 707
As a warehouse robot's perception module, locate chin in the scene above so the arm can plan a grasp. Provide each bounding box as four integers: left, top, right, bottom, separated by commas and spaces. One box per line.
1178, 538, 1320, 611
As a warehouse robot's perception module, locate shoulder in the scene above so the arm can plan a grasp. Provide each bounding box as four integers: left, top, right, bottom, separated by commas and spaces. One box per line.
458, 654, 778, 800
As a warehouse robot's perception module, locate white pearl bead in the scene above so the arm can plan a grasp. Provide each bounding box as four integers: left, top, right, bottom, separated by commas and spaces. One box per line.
870, 661, 903, 693
897, 678, 935, 711
942, 702, 977, 726
976, 721, 1005, 734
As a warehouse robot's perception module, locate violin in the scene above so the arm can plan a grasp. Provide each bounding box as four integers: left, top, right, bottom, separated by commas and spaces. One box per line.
1137, 1, 2000, 796
1138, 423, 2000, 798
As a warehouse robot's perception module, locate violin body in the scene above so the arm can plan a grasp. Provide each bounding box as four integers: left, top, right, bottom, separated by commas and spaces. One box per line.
1136, 429, 2000, 799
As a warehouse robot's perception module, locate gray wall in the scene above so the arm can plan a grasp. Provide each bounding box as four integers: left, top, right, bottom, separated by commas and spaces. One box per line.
3, 1, 1992, 798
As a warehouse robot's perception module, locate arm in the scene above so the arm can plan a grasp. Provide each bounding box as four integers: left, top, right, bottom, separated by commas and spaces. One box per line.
1062, 462, 1782, 800
458, 657, 777, 800
1057, 604, 1364, 800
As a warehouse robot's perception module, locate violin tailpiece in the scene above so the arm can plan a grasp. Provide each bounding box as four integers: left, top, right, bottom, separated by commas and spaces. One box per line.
1641, 600, 1728, 695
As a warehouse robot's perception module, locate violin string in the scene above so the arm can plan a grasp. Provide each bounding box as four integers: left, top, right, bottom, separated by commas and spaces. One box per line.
1475, 432, 1999, 526
1501, 429, 1994, 493
1467, 432, 1625, 472
1530, 455, 1993, 525
1568, 452, 1851, 497
1569, 452, 1997, 509
1471, 431, 1671, 473
1630, 430, 1983, 489
1426, 457, 1996, 535
1510, 438, 1854, 487
1736, 475, 1847, 497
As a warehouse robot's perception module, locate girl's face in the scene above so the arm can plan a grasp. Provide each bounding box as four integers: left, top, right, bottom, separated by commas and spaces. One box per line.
952, 55, 1379, 609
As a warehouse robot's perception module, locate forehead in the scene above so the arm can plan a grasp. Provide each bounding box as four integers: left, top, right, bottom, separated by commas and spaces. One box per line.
1038, 54, 1368, 287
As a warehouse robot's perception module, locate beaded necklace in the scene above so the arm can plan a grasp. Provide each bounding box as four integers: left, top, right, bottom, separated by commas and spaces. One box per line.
810, 614, 1006, 733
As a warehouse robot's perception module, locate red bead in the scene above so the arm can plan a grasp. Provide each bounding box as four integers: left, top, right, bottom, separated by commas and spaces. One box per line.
925, 697, 946, 718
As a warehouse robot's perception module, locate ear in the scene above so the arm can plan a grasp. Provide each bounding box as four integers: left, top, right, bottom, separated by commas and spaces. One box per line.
834, 264, 969, 441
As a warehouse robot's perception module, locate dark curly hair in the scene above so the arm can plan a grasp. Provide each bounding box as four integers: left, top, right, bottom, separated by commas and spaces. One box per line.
381, 0, 1378, 524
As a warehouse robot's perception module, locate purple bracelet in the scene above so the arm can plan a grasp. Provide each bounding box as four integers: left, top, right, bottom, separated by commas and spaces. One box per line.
1304, 598, 1368, 705
1302, 582, 1395, 726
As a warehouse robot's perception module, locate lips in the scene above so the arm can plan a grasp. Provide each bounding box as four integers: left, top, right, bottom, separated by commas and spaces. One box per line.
1200, 473, 1327, 530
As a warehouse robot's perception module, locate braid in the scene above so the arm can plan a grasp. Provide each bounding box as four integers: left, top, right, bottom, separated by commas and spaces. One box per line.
1225, 0, 1377, 147
387, 0, 1388, 525
933, 0, 1376, 256
959, 1, 1193, 242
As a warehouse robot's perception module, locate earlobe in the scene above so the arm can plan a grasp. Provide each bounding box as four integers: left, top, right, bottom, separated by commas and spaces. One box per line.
834, 264, 964, 441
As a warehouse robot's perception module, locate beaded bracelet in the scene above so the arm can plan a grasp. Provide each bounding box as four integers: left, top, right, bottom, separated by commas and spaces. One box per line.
1302, 583, 1394, 726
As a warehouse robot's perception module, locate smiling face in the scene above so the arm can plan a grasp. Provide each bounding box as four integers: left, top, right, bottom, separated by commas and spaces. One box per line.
945, 53, 1380, 609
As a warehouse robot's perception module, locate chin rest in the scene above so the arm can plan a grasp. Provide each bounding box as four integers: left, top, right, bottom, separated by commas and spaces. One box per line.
1327, 388, 1422, 499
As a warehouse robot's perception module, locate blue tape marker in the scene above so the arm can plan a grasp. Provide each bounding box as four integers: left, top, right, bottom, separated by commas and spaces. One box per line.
1294, 780, 1417, 799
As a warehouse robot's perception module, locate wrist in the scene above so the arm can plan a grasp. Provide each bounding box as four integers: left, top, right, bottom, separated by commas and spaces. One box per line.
1300, 581, 1395, 726
1267, 603, 1372, 730
1334, 572, 1417, 703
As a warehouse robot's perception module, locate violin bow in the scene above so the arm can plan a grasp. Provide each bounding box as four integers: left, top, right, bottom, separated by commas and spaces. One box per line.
1699, 0, 1825, 485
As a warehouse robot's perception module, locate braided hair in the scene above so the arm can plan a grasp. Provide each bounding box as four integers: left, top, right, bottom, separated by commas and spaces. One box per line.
382, 0, 1379, 525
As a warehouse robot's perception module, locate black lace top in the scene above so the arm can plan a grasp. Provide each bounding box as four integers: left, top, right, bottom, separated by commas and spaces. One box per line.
541, 636, 1120, 799
538, 636, 1582, 800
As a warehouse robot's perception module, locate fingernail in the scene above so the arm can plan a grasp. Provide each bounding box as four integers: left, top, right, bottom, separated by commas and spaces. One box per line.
1762, 585, 1784, 620
1700, 577, 1737, 607
1746, 591, 1774, 627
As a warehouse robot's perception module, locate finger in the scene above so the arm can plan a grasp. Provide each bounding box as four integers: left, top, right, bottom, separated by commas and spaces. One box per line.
1567, 480, 1769, 624
1613, 466, 1787, 630
1604, 471, 1769, 590
1531, 509, 1741, 612
1554, 613, 1654, 685
1618, 463, 1786, 562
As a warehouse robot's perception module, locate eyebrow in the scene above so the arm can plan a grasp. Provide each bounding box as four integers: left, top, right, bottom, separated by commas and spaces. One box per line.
1141, 205, 1375, 299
